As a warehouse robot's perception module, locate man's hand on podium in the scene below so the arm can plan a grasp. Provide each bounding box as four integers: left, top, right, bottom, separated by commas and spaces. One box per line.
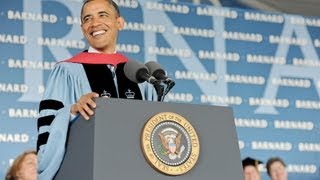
70, 92, 99, 120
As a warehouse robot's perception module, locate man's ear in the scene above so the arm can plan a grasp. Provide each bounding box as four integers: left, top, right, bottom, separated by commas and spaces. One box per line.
117, 16, 125, 30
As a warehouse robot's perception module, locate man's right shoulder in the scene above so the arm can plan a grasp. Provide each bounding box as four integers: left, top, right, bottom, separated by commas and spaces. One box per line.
53, 61, 84, 74
55, 61, 82, 68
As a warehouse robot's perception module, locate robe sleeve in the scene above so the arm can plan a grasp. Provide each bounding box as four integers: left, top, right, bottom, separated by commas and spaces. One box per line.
37, 62, 90, 180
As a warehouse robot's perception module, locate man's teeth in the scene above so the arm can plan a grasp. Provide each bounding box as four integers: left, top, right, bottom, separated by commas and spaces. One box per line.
92, 30, 105, 37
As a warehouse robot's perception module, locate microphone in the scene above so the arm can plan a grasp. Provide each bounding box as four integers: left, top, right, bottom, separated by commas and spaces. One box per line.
124, 60, 165, 102
124, 60, 158, 84
145, 61, 175, 100
145, 61, 175, 85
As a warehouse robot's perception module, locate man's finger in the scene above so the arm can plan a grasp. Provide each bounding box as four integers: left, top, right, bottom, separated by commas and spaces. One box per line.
83, 104, 94, 116
78, 108, 90, 120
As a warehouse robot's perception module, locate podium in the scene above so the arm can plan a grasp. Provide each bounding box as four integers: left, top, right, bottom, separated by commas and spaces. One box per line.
54, 98, 243, 180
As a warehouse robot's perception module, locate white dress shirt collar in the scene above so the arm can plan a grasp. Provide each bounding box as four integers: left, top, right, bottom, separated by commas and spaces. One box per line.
88, 47, 116, 54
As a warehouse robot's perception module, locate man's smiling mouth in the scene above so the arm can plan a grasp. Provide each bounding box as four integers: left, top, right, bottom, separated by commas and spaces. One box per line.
92, 30, 106, 37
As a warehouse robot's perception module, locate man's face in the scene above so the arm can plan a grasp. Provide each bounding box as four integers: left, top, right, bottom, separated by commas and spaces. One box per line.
243, 165, 261, 180
81, 0, 124, 53
269, 161, 288, 180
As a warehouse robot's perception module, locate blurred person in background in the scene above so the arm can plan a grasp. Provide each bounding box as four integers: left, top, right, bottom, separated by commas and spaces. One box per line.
266, 157, 288, 180
242, 157, 263, 180
6, 150, 37, 180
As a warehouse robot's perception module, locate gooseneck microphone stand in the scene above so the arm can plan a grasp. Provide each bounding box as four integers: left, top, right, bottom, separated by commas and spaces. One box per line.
153, 80, 175, 102
153, 81, 164, 102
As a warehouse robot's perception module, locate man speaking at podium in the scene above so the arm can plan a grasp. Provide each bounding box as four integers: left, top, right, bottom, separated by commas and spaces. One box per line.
36, 0, 158, 179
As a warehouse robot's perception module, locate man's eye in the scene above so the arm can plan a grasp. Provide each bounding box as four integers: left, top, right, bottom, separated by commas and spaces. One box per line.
100, 14, 108, 17
83, 17, 90, 22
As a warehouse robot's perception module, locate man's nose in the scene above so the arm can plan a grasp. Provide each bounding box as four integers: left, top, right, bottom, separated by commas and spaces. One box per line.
90, 17, 102, 26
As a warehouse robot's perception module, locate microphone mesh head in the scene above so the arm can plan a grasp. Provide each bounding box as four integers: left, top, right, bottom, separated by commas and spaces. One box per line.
124, 60, 148, 83
145, 61, 166, 79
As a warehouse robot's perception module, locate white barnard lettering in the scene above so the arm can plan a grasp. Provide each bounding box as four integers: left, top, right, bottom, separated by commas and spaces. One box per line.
293, 57, 320, 67
8, 108, 39, 118
196, 7, 237, 18
247, 54, 286, 65
146, 2, 189, 14
249, 97, 289, 108
238, 140, 245, 149
0, 83, 28, 93
274, 120, 314, 130
148, 47, 191, 57
235, 118, 268, 128
295, 100, 320, 110
224, 74, 265, 85
269, 35, 308, 46
244, 12, 284, 23
124, 22, 165, 33
66, 16, 81, 25
166, 93, 193, 102
251, 141, 292, 151
271, 78, 311, 88
290, 16, 320, 27
8, 59, 55, 70
7, 10, 57, 23
0, 133, 29, 143
116, 44, 140, 53
299, 143, 320, 152
175, 71, 217, 81
222, 31, 263, 42
198, 50, 239, 61
38, 85, 45, 94
315, 39, 320, 47
9, 159, 14, 166
287, 164, 317, 174
173, 26, 215, 38
37, 37, 85, 49
114, 0, 139, 8
200, 95, 242, 105
0, 34, 27, 44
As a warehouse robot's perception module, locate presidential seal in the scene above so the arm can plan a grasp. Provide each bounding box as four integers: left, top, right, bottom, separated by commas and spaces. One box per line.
141, 112, 200, 175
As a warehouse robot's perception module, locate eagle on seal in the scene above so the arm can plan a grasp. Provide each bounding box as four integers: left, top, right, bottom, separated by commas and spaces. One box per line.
159, 131, 182, 159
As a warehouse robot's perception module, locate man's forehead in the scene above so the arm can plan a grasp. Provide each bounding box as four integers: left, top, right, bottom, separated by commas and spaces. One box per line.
81, 0, 116, 16
83, 1, 112, 11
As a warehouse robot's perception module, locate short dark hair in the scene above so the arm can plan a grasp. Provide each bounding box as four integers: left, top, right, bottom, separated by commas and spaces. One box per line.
266, 157, 286, 176
81, 0, 120, 21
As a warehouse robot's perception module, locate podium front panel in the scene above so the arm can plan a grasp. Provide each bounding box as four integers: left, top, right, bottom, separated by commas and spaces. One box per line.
55, 98, 243, 180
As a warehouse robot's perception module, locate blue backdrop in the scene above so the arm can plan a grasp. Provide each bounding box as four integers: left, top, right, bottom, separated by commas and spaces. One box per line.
1, 0, 320, 179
